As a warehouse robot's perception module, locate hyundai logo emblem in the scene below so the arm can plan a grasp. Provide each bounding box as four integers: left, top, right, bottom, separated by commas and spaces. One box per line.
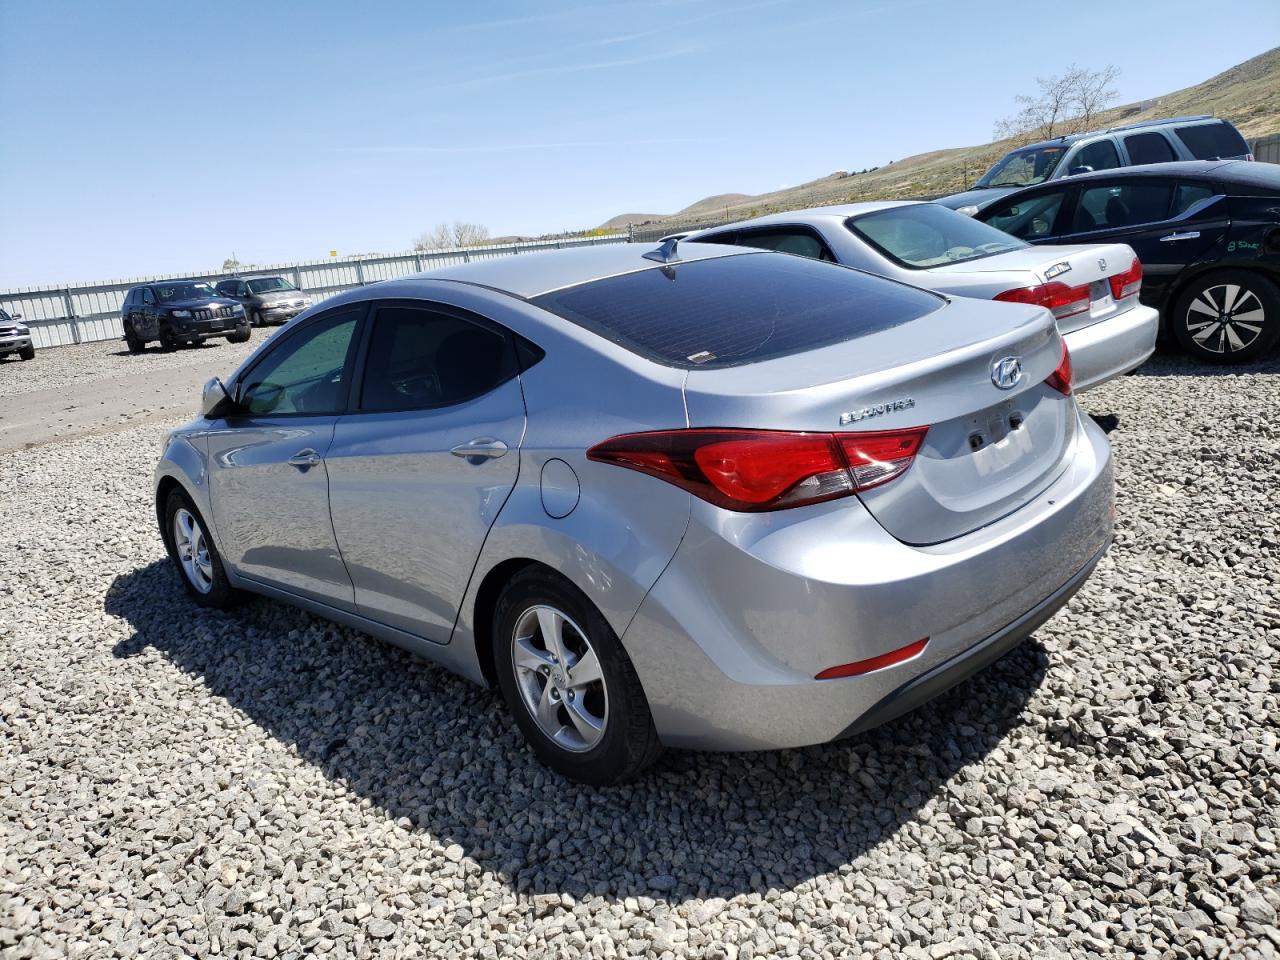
991, 356, 1023, 390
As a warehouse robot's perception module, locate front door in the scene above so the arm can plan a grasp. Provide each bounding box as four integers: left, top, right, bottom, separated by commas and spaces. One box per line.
206, 304, 365, 608
325, 301, 526, 641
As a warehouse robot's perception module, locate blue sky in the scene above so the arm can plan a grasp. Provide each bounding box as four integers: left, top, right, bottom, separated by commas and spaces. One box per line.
0, 0, 1276, 286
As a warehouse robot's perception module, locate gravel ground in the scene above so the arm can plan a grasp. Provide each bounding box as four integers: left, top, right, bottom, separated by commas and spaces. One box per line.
0, 334, 269, 401
1, 351, 1278, 959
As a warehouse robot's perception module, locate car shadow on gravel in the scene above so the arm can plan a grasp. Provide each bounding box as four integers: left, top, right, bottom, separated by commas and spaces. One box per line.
1130, 352, 1280, 377
107, 559, 1048, 902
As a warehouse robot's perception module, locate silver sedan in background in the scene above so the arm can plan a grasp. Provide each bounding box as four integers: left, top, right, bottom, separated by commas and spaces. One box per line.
155, 243, 1113, 784
684, 202, 1159, 392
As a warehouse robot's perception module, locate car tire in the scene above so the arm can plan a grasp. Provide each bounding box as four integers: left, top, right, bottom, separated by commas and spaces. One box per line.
1172, 270, 1280, 364
492, 567, 663, 786
125, 329, 145, 354
18, 345, 35, 361
162, 488, 241, 609
226, 325, 251, 344
158, 325, 178, 352
250, 310, 263, 328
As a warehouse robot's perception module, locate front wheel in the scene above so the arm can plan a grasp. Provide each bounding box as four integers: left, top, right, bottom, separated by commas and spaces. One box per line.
162, 488, 241, 608
18, 345, 34, 361
226, 325, 251, 344
1172, 270, 1280, 363
158, 325, 178, 352
492, 568, 663, 785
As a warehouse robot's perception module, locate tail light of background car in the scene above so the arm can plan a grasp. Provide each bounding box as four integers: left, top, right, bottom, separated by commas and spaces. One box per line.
1108, 258, 1143, 300
994, 281, 1091, 319
587, 426, 929, 512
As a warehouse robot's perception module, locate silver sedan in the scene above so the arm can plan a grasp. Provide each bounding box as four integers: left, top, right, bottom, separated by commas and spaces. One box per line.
683, 201, 1159, 392
155, 242, 1113, 784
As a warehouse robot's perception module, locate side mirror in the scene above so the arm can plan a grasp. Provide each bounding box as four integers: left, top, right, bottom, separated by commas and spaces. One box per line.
1068, 165, 1094, 176
201, 377, 237, 418
10, 312, 21, 321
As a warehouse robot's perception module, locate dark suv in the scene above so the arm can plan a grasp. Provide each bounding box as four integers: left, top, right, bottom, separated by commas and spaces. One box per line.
214, 276, 312, 327
121, 281, 251, 353
939, 116, 1253, 216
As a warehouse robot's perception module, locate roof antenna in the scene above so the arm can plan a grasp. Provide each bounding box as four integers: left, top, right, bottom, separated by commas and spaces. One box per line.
643, 236, 681, 264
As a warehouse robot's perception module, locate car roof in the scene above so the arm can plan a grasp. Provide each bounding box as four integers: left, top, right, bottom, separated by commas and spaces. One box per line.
685, 201, 923, 235
1014, 115, 1220, 151
413, 241, 754, 299
1041, 159, 1241, 186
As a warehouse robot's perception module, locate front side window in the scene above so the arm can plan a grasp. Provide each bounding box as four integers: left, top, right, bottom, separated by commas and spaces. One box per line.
1124, 132, 1176, 165
847, 204, 1026, 268
976, 145, 1067, 188
532, 253, 943, 370
238, 309, 360, 415
154, 282, 218, 303
1075, 183, 1174, 231
1071, 140, 1120, 173
1175, 121, 1249, 160
247, 277, 298, 294
732, 229, 835, 262
981, 190, 1068, 239
359, 306, 514, 411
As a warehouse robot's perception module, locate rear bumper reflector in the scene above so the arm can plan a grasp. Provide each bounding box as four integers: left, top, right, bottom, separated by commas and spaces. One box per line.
815, 637, 930, 679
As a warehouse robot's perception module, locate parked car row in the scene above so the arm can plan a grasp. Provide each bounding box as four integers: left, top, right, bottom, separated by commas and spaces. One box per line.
119, 276, 311, 353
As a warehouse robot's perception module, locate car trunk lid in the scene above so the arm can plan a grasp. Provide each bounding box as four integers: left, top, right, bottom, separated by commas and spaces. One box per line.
682, 296, 1076, 545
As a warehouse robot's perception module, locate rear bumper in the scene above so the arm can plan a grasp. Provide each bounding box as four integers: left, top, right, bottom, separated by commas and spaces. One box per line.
1064, 303, 1159, 392
622, 412, 1113, 751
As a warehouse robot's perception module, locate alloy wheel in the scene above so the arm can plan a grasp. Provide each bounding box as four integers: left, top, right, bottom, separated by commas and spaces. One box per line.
511, 604, 608, 752
1184, 283, 1266, 354
172, 507, 214, 594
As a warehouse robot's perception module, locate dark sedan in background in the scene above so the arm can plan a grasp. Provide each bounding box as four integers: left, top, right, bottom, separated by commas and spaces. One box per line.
973, 160, 1280, 363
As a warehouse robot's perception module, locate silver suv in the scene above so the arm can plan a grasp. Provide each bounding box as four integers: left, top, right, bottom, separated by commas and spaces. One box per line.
939, 116, 1252, 215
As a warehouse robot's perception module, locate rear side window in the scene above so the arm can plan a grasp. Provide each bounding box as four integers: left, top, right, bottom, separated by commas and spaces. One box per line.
1172, 182, 1215, 216
531, 254, 942, 370
1124, 133, 1177, 165
1175, 121, 1249, 160
732, 229, 836, 262
359, 306, 514, 411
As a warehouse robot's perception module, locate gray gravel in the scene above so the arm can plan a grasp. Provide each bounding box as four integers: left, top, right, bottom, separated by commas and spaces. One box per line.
2, 350, 1279, 959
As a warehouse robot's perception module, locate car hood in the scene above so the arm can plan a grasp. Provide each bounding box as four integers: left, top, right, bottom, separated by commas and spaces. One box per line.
253, 290, 306, 303
163, 297, 241, 309
934, 187, 1016, 211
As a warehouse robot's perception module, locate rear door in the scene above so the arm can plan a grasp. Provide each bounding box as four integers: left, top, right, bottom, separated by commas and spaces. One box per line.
324, 300, 526, 641
1051, 177, 1228, 309
206, 304, 365, 607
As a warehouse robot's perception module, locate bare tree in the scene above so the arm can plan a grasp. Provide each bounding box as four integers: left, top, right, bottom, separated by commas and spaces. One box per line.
994, 64, 1120, 142
413, 221, 491, 251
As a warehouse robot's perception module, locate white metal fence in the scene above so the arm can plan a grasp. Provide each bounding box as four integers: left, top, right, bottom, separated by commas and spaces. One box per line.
0, 234, 628, 350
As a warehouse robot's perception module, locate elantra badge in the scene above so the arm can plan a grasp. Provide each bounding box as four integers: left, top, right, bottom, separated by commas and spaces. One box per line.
839, 397, 914, 425
991, 356, 1023, 390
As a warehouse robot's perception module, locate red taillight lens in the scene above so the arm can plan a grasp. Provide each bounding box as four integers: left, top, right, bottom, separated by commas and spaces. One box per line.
587, 426, 929, 512
815, 637, 930, 679
1045, 341, 1073, 395
1108, 257, 1143, 300
995, 280, 1091, 319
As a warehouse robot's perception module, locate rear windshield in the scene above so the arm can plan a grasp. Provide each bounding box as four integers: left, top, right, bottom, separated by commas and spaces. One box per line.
1175, 121, 1250, 160
847, 203, 1027, 268
531, 253, 943, 370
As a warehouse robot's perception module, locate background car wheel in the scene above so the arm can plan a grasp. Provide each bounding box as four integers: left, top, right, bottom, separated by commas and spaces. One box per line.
492, 567, 662, 786
125, 330, 144, 354
158, 326, 178, 352
226, 325, 251, 344
250, 310, 263, 328
1172, 270, 1280, 364
18, 345, 35, 361
162, 488, 241, 609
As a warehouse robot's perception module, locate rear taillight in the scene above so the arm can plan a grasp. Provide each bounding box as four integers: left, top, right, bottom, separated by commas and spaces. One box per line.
1045, 341, 1073, 396
587, 426, 929, 512
1108, 257, 1143, 300
994, 280, 1091, 320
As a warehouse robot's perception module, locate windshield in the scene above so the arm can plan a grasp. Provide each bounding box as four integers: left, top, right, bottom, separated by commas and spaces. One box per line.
976, 145, 1067, 188
154, 282, 219, 303
247, 277, 297, 294
847, 204, 1027, 269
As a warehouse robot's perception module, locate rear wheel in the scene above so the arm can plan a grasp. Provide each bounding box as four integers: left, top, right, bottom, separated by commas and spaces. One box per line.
162, 488, 241, 608
1172, 270, 1280, 363
17, 344, 34, 361
492, 568, 662, 785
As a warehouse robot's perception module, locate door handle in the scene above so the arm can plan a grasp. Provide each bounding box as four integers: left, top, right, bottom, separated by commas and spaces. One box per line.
450, 438, 508, 461
287, 448, 322, 469
1160, 231, 1200, 242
